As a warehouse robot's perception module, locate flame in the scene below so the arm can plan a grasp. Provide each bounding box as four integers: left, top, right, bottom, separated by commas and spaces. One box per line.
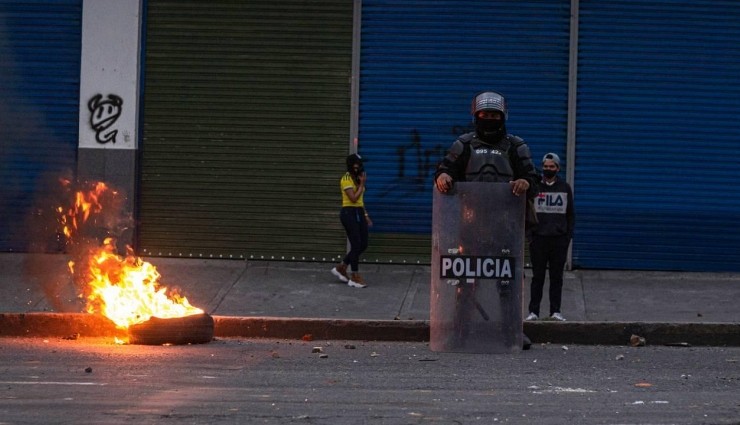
58, 180, 107, 239
60, 180, 203, 329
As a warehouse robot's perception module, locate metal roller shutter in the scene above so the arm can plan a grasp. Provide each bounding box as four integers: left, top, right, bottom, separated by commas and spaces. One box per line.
575, 0, 740, 271
359, 0, 571, 263
140, 0, 354, 261
0, 0, 81, 252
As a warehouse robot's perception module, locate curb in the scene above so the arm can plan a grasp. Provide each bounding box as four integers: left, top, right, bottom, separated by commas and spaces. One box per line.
1, 313, 738, 346
523, 321, 740, 347
0, 313, 124, 339
213, 316, 428, 342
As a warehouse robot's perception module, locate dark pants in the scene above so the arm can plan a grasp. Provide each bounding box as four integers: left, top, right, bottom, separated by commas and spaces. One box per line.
340, 207, 368, 271
528, 235, 569, 316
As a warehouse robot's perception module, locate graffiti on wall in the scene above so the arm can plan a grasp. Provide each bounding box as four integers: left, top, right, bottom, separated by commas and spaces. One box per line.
393, 125, 473, 185
88, 94, 123, 144
369, 123, 476, 233
374, 124, 472, 202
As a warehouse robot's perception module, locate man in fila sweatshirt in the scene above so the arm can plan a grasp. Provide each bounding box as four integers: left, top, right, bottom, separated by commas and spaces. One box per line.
526, 153, 575, 322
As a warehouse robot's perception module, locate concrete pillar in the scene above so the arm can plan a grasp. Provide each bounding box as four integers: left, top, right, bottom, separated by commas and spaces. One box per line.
77, 0, 143, 247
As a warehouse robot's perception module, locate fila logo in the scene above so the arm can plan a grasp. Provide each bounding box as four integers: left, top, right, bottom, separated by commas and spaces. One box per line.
536, 193, 565, 207
535, 192, 568, 214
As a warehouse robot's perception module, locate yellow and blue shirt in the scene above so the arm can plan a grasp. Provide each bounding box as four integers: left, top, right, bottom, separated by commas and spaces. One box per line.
340, 172, 364, 207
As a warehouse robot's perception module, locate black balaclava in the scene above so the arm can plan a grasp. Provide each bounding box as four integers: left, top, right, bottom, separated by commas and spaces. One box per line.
475, 115, 507, 144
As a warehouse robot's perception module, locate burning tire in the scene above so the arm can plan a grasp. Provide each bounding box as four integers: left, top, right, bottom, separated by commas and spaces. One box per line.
128, 313, 214, 345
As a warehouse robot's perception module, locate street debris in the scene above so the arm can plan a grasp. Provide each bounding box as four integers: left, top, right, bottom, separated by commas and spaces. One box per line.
312, 347, 324, 354
344, 344, 356, 350
530, 385, 596, 394
616, 354, 625, 360
629, 400, 669, 405
630, 334, 646, 347
85, 367, 93, 373
634, 382, 652, 388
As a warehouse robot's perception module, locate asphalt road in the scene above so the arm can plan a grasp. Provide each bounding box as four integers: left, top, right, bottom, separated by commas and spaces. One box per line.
0, 337, 738, 425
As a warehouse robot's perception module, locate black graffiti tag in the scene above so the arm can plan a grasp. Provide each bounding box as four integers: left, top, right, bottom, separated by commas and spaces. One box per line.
396, 128, 464, 184
88, 94, 123, 144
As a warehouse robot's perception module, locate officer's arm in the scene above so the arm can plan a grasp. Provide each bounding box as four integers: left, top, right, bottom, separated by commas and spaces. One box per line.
435, 140, 466, 179
512, 142, 539, 198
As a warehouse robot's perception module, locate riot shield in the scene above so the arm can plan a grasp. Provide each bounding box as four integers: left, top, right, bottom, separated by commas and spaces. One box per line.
431, 182, 524, 353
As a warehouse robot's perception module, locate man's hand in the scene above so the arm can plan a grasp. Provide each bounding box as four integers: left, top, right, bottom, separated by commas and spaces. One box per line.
435, 173, 453, 193
510, 178, 530, 196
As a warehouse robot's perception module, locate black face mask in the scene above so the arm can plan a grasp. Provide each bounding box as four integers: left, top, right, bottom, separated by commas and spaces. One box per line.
475, 117, 506, 143
542, 169, 558, 179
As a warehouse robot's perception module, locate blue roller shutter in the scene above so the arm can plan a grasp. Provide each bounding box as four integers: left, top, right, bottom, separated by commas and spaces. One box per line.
575, 0, 740, 271
359, 0, 571, 263
0, 0, 81, 252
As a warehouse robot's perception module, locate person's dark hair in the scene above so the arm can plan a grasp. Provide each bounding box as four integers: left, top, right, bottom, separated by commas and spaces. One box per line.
346, 154, 363, 173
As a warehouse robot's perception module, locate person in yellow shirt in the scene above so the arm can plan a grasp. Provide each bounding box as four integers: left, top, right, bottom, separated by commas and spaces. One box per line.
331, 154, 372, 288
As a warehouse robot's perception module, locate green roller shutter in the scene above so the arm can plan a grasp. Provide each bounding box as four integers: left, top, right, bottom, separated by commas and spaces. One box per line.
140, 0, 353, 261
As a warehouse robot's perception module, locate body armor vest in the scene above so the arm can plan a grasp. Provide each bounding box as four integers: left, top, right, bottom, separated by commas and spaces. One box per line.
464, 135, 514, 182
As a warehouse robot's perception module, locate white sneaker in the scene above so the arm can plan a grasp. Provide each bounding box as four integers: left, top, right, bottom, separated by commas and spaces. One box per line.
330, 264, 349, 283
347, 279, 366, 288
347, 273, 367, 288
550, 312, 566, 321
525, 312, 539, 321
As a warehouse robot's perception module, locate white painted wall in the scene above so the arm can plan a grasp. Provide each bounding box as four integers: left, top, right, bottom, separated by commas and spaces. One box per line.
78, 0, 142, 150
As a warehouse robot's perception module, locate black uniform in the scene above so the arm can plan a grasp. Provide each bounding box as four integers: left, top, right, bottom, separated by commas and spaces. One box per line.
435, 132, 539, 195
528, 177, 575, 317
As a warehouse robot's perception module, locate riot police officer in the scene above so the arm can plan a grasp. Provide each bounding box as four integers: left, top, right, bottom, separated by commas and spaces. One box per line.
434, 91, 539, 350
434, 91, 538, 197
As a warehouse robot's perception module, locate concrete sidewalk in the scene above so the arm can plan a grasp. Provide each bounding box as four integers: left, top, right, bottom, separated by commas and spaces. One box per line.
1, 253, 739, 345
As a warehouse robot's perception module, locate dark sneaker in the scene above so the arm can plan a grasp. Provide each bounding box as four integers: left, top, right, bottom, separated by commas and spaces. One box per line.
522, 333, 532, 350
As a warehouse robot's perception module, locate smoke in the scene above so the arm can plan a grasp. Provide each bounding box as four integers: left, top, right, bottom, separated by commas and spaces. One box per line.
22, 178, 133, 312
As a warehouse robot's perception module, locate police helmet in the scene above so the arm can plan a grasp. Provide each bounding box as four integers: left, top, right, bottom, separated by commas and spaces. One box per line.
471, 91, 508, 120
